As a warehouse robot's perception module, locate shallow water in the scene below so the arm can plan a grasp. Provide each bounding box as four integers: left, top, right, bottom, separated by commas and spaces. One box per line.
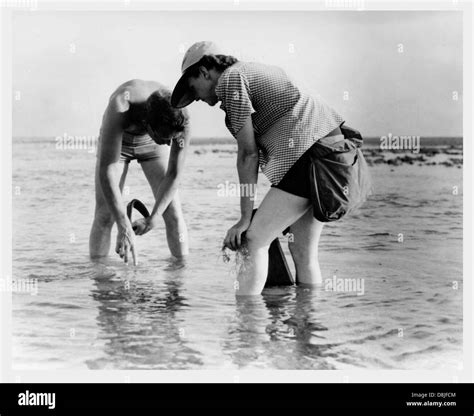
12, 139, 463, 370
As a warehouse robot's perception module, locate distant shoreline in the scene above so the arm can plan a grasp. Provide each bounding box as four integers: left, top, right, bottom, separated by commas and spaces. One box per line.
12, 136, 464, 147
12, 135, 463, 168
190, 136, 464, 147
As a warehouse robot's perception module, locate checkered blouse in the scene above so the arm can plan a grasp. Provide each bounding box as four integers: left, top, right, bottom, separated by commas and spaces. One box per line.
215, 61, 345, 185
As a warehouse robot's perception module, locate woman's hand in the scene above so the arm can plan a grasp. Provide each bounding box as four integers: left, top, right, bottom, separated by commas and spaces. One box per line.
132, 216, 158, 236
115, 222, 138, 266
223, 217, 252, 251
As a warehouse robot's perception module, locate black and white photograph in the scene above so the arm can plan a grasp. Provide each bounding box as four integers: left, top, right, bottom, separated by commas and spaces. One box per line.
0, 0, 472, 397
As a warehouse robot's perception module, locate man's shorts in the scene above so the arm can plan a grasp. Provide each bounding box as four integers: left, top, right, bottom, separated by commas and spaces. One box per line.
119, 131, 168, 164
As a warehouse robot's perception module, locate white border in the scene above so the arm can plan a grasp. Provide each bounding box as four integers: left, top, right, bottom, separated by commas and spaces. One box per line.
1, 0, 472, 383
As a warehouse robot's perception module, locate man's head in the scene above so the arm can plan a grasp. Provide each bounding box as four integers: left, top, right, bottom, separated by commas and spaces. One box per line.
145, 91, 189, 145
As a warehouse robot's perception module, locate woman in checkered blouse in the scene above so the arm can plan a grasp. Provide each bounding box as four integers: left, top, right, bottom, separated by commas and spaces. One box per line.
172, 41, 345, 296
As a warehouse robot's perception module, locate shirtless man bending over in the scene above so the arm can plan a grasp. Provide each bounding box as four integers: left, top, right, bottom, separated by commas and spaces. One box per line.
89, 80, 190, 266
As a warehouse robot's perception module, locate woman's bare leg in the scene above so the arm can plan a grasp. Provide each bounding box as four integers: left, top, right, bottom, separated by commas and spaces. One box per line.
288, 207, 324, 286
236, 188, 310, 296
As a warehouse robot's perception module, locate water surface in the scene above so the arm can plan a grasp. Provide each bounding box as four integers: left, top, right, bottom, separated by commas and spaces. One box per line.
12, 138, 463, 370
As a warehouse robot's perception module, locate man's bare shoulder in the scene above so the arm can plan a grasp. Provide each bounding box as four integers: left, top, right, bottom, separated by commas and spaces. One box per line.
111, 80, 170, 105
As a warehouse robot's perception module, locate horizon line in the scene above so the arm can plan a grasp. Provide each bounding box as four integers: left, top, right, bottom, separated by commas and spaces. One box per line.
12, 135, 464, 140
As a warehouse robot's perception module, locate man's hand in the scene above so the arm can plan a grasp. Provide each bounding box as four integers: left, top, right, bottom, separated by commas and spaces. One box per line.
223, 217, 252, 251
132, 216, 158, 236
115, 223, 138, 266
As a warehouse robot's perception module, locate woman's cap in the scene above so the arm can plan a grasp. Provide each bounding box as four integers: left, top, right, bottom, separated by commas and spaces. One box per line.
171, 41, 222, 108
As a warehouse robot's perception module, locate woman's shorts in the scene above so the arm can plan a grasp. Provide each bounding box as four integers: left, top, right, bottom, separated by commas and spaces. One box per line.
272, 134, 345, 199
119, 132, 168, 164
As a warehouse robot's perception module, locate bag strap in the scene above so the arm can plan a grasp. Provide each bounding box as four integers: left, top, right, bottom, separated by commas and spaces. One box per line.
340, 122, 363, 147
126, 199, 150, 220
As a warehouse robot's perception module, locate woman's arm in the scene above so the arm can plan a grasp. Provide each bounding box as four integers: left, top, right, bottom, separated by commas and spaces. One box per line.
223, 116, 259, 250
236, 116, 259, 222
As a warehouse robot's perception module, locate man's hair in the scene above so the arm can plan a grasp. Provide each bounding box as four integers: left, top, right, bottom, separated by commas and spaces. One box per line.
146, 91, 189, 140
186, 54, 239, 78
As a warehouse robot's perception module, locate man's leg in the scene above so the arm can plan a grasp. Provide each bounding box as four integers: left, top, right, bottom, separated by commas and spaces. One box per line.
236, 188, 311, 296
89, 159, 129, 259
140, 159, 189, 258
288, 207, 324, 285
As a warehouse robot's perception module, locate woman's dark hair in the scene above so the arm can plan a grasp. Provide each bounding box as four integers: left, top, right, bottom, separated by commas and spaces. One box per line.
146, 90, 189, 140
186, 54, 238, 78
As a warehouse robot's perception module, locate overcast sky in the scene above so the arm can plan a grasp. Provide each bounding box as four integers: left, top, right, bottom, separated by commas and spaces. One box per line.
12, 10, 462, 138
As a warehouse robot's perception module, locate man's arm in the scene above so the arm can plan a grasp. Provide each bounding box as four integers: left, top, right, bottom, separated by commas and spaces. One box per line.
151, 134, 190, 217
98, 95, 129, 227
135, 132, 190, 235
98, 94, 137, 265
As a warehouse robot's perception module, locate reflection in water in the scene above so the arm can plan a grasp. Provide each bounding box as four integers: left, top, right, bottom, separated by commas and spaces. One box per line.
223, 287, 335, 369
86, 259, 203, 369
278, 288, 335, 368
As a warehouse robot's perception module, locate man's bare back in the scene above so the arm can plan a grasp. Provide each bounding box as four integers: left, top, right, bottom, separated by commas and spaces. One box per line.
106, 79, 170, 136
